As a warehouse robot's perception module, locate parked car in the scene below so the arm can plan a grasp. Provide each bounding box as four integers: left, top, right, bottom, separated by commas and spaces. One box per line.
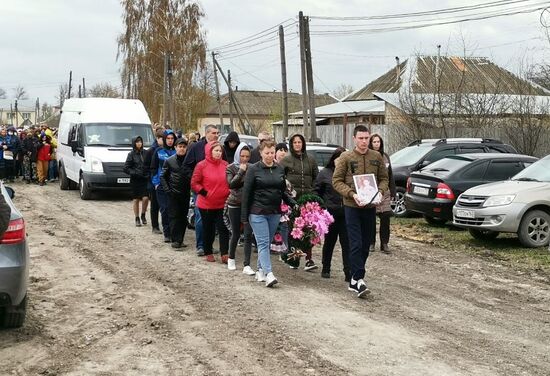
0, 184, 29, 328
305, 143, 341, 171
405, 153, 537, 225
453, 155, 550, 247
390, 138, 517, 217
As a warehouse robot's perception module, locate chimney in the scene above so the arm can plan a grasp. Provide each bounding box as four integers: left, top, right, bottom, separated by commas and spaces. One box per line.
395, 57, 400, 83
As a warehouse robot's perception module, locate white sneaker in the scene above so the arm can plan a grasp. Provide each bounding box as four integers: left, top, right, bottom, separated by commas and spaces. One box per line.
227, 258, 236, 270
242, 265, 255, 276
265, 272, 278, 287
255, 269, 266, 282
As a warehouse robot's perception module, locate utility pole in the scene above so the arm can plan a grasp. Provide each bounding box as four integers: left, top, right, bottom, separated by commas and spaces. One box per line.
36, 97, 40, 124
212, 52, 224, 131
82, 78, 86, 98
14, 100, 19, 128
78, 85, 82, 98
279, 25, 289, 140
228, 70, 234, 131
68, 71, 73, 99
163, 53, 169, 126
298, 11, 309, 140
304, 16, 319, 142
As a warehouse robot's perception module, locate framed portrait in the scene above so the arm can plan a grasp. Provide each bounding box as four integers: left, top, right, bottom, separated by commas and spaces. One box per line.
353, 173, 378, 204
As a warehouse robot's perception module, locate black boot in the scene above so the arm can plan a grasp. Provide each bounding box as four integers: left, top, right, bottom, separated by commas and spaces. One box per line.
381, 243, 391, 254
135, 217, 141, 227
140, 213, 147, 225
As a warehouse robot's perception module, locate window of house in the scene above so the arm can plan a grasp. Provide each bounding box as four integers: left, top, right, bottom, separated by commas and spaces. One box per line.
22, 113, 30, 119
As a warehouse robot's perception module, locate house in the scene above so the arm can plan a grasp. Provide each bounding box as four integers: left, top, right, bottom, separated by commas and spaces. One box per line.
198, 89, 337, 134
0, 99, 39, 127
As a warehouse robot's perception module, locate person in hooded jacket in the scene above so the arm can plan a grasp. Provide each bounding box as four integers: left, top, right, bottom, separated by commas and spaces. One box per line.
124, 136, 150, 227
191, 141, 230, 263
160, 138, 190, 249
4, 127, 19, 182
222, 131, 240, 164
145, 129, 164, 234
280, 133, 319, 271
151, 130, 177, 242
21, 128, 39, 183
225, 142, 255, 274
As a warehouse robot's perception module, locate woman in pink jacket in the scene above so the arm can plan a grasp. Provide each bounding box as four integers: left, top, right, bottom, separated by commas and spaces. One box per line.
191, 141, 230, 263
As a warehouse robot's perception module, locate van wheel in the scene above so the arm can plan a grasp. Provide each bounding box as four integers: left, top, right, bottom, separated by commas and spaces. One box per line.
391, 187, 408, 217
469, 228, 499, 241
1, 295, 27, 328
59, 165, 70, 190
518, 210, 550, 248
79, 174, 93, 200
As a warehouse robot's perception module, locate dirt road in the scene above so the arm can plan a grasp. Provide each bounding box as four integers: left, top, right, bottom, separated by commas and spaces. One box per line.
1, 182, 549, 375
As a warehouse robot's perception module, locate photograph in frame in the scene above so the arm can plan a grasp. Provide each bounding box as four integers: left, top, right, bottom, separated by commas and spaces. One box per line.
353, 173, 378, 204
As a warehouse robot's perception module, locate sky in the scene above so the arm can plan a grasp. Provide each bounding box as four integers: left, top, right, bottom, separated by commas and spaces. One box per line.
1, 0, 549, 105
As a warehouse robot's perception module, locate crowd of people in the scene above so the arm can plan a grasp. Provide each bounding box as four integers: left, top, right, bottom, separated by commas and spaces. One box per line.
0, 123, 58, 186
124, 124, 396, 298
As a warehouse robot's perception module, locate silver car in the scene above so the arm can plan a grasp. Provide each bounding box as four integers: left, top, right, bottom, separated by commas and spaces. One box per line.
453, 155, 550, 247
0, 184, 29, 328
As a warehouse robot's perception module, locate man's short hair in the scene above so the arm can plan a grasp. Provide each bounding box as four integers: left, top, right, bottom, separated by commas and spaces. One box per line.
353, 124, 370, 136
155, 129, 164, 138
258, 131, 272, 143
205, 124, 218, 134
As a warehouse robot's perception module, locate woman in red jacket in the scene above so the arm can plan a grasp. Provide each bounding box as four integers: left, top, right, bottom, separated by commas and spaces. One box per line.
191, 141, 230, 263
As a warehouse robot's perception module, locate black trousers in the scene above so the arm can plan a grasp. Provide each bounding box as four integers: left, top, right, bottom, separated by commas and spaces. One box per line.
228, 206, 252, 266
149, 184, 160, 230
370, 211, 392, 245
321, 209, 350, 278
168, 191, 190, 244
199, 208, 229, 256
345, 206, 376, 280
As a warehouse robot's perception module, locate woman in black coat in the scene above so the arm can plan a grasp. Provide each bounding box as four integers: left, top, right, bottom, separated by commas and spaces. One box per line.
124, 136, 149, 226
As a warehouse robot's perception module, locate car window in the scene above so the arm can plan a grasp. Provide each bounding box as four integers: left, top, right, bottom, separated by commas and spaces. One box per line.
459, 146, 485, 154
460, 160, 489, 179
390, 145, 434, 166
424, 147, 456, 164
513, 157, 550, 181
484, 161, 524, 181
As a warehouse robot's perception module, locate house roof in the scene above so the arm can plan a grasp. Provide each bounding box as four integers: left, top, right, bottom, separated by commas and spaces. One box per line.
346, 56, 550, 101
289, 99, 385, 118
205, 90, 338, 117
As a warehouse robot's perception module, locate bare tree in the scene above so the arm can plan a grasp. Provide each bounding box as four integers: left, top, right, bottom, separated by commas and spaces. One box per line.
0, 88, 6, 99
57, 84, 69, 108
13, 85, 28, 100
88, 83, 121, 98
333, 84, 354, 100
117, 0, 208, 132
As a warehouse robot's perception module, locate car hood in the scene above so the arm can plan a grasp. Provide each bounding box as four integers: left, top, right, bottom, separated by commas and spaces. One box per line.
463, 180, 550, 197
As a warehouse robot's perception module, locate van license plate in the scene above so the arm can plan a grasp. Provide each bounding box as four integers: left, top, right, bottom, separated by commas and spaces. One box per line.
456, 209, 475, 218
413, 186, 429, 196
117, 178, 130, 184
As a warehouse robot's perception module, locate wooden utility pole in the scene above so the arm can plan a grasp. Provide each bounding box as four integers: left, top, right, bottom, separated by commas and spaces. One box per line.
279, 25, 289, 140
298, 11, 309, 140
35, 97, 40, 124
82, 78, 86, 98
228, 70, 234, 131
163, 53, 169, 126
212, 52, 224, 131
304, 16, 319, 142
68, 71, 73, 99
78, 85, 82, 98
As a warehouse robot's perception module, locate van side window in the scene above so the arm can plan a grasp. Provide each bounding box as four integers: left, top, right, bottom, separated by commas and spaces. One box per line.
68, 124, 77, 144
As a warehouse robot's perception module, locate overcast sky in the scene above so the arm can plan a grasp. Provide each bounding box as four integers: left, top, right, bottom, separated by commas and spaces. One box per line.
1, 0, 549, 105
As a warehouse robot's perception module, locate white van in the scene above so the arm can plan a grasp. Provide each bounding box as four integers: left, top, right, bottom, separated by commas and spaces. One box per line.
57, 98, 154, 199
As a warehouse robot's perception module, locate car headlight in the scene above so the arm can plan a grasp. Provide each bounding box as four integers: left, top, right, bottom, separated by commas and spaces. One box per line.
90, 157, 104, 173
483, 195, 515, 207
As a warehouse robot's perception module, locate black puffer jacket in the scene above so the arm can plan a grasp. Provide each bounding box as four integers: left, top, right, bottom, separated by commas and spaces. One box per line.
21, 135, 40, 162
280, 134, 318, 199
160, 154, 190, 195
314, 166, 344, 213
241, 161, 296, 222
123, 136, 148, 180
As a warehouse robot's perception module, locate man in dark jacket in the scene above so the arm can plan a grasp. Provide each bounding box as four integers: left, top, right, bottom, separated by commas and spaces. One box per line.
223, 131, 240, 164
183, 124, 221, 256
124, 136, 149, 227
145, 130, 164, 234
160, 138, 190, 249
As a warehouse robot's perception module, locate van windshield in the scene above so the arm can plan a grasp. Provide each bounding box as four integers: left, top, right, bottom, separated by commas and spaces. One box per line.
82, 123, 154, 147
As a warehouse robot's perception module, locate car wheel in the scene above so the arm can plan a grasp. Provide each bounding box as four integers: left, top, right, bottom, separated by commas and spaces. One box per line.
59, 164, 70, 190
424, 215, 447, 226
391, 187, 408, 217
518, 210, 550, 248
79, 174, 93, 200
1, 294, 27, 328
468, 228, 499, 240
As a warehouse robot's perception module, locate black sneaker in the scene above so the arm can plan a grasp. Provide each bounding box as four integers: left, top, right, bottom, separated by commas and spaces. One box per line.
152, 228, 162, 234
141, 214, 147, 225
304, 259, 318, 272
171, 242, 183, 249
348, 278, 370, 298
163, 236, 171, 243
321, 271, 330, 279
135, 217, 141, 227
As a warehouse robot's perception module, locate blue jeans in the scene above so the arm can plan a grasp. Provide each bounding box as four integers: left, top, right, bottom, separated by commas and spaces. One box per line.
156, 187, 170, 238
344, 206, 376, 280
48, 160, 57, 180
193, 193, 203, 249
249, 214, 281, 274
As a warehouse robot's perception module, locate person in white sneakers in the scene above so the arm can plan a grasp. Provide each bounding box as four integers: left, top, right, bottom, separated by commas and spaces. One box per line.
241, 140, 297, 287
225, 142, 255, 275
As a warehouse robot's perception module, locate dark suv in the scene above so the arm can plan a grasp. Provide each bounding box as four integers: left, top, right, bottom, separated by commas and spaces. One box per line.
390, 138, 517, 217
